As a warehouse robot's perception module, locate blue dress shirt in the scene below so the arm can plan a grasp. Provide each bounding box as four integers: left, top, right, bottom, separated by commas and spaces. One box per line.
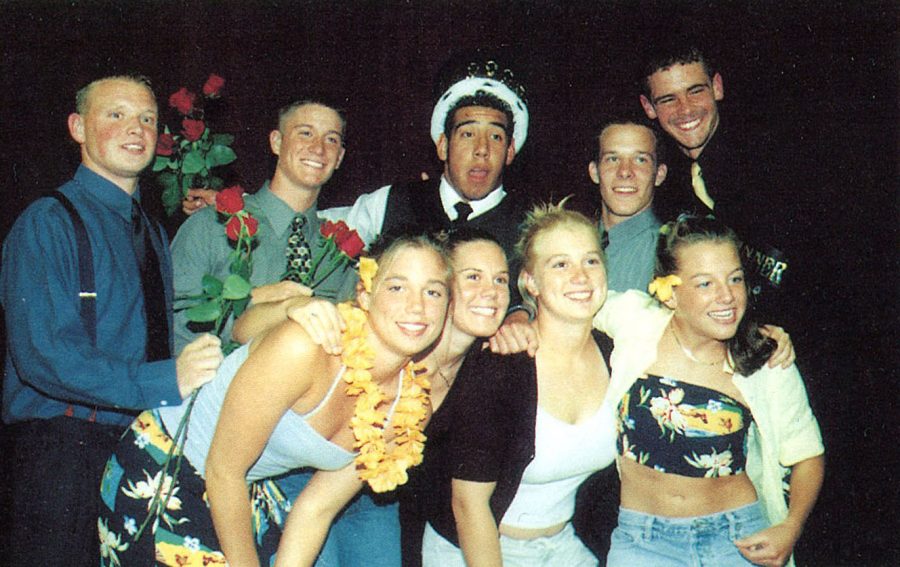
602, 208, 661, 293
1, 166, 181, 426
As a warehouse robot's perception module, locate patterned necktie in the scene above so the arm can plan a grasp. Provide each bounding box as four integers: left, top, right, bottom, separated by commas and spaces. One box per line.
691, 161, 715, 210
452, 202, 473, 226
131, 200, 171, 362
284, 214, 312, 283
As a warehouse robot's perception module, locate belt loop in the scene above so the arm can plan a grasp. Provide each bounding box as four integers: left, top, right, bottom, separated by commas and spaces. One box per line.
643, 513, 654, 541
63, 404, 99, 422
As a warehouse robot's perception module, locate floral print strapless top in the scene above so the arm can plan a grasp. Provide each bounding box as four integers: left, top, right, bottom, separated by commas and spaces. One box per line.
617, 374, 752, 478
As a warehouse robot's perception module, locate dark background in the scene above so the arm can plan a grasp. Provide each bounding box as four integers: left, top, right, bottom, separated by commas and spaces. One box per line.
1, 1, 896, 564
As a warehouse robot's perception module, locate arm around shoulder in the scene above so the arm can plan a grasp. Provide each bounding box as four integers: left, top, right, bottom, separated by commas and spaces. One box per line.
758, 363, 824, 466
322, 184, 392, 247
593, 289, 669, 340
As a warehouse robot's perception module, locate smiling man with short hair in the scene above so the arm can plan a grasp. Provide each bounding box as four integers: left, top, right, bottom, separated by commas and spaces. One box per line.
588, 120, 667, 292
638, 43, 796, 320
171, 99, 359, 354
1, 75, 223, 565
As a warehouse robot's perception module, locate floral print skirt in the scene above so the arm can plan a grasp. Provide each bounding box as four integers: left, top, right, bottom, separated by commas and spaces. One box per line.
98, 410, 288, 566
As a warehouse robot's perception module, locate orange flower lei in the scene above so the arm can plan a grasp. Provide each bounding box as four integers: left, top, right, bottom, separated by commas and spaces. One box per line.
336, 300, 430, 493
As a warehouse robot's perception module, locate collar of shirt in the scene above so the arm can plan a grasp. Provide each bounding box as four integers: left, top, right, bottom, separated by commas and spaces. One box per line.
254, 180, 321, 238
439, 175, 507, 221
602, 207, 660, 244
74, 164, 141, 222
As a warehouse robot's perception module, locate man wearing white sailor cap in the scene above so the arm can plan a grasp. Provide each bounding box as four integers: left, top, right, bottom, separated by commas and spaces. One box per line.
316, 54, 534, 567
326, 54, 530, 260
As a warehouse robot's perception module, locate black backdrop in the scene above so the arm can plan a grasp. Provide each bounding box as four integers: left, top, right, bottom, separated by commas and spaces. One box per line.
0, 1, 896, 564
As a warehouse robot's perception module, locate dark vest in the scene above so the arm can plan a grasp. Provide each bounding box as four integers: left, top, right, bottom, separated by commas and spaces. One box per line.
381, 178, 525, 262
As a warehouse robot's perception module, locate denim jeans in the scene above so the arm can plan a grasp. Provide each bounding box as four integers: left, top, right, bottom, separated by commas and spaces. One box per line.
270, 470, 401, 567
606, 502, 769, 567
422, 521, 598, 567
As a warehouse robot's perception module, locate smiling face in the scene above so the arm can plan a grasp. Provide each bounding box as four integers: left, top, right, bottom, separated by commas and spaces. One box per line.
437, 105, 516, 201
640, 62, 724, 159
270, 103, 345, 194
524, 223, 607, 324
589, 123, 667, 229
360, 245, 450, 360
448, 240, 510, 339
668, 240, 747, 342
67, 78, 158, 192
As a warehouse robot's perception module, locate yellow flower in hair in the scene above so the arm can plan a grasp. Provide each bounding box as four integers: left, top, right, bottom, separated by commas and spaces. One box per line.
358, 257, 378, 293
648, 275, 683, 302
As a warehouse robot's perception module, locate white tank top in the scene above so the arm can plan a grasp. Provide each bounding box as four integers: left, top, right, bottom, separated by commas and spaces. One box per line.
501, 399, 618, 529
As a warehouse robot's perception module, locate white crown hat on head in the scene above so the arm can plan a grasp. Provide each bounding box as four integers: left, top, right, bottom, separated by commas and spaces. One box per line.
430, 60, 529, 153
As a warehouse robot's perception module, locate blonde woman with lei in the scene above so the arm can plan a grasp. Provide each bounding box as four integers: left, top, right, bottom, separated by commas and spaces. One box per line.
98, 234, 451, 567
233, 228, 514, 566
416, 202, 619, 567
595, 215, 824, 567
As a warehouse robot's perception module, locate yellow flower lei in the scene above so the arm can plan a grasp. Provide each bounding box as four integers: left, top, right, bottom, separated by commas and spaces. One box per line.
336, 293, 430, 492
648, 274, 683, 302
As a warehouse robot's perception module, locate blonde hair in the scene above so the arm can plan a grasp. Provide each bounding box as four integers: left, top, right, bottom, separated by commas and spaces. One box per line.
75, 75, 155, 114
514, 197, 604, 313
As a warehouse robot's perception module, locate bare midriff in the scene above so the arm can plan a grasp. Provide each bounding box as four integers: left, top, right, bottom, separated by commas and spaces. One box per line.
499, 520, 568, 540
619, 458, 758, 517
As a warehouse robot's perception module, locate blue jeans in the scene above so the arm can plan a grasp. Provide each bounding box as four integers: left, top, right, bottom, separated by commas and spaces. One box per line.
270, 470, 401, 567
606, 502, 768, 567
422, 522, 597, 567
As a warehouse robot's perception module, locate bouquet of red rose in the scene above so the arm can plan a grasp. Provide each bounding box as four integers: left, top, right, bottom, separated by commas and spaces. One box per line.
136, 185, 257, 541
178, 186, 257, 347
293, 220, 366, 293
153, 73, 237, 216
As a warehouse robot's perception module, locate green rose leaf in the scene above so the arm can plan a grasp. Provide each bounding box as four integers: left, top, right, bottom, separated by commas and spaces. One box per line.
222, 274, 251, 300
157, 171, 179, 192
159, 172, 184, 215
207, 144, 237, 168
152, 155, 172, 172
180, 173, 197, 193
185, 300, 222, 323
211, 133, 235, 146
208, 175, 224, 190
231, 295, 252, 319
201, 274, 224, 296
182, 150, 206, 174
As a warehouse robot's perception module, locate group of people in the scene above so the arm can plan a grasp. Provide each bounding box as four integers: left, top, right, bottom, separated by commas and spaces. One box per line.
1, 43, 823, 567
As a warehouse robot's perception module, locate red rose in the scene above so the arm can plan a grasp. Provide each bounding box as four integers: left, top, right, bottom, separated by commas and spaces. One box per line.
335, 229, 365, 259
244, 215, 259, 237
156, 133, 175, 156
320, 220, 348, 239
202, 74, 225, 97
181, 118, 206, 142
319, 220, 336, 238
225, 214, 258, 241
168, 87, 196, 115
225, 216, 242, 240
215, 186, 245, 214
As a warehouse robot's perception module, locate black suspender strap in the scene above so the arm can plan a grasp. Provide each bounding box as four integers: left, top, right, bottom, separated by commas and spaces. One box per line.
47, 192, 100, 421
47, 192, 97, 345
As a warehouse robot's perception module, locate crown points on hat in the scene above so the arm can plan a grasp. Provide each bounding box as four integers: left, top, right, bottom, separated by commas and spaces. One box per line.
461, 59, 527, 104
